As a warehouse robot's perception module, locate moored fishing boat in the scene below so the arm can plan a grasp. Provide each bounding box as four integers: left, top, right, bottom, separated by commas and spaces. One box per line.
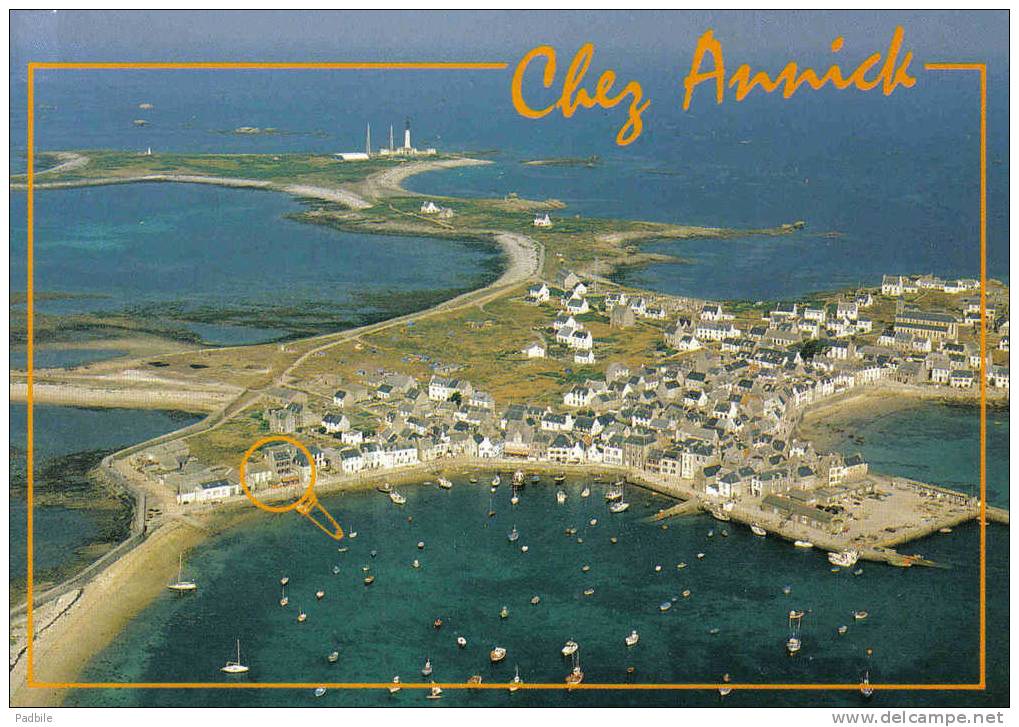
437, 477, 453, 489
500, 605, 509, 619
794, 540, 814, 549
327, 650, 339, 663
659, 601, 672, 612
421, 657, 432, 677
556, 490, 567, 505
565, 653, 584, 689
316, 590, 325, 600
492, 474, 501, 487
457, 636, 467, 648
861, 671, 874, 698
605, 484, 623, 501
297, 609, 307, 623
467, 674, 483, 688
280, 576, 289, 586
313, 687, 327, 698
279, 586, 288, 607
377, 482, 392, 493
580, 486, 591, 498
426, 684, 443, 700
508, 526, 520, 542
490, 646, 507, 663
786, 636, 802, 655
719, 673, 733, 697
711, 508, 731, 522
625, 630, 639, 647
561, 640, 579, 657
389, 676, 401, 694
513, 470, 525, 485
750, 524, 767, 536
609, 500, 630, 513
389, 491, 406, 505
853, 610, 869, 621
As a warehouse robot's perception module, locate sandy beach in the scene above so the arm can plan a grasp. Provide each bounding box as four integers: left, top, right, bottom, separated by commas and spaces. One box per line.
9, 519, 209, 706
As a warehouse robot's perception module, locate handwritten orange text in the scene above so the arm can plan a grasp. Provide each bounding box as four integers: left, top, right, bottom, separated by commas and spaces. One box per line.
682, 26, 917, 110
511, 43, 650, 146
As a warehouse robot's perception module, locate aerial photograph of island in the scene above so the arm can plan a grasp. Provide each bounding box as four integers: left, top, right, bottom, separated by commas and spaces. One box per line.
8, 9, 1011, 715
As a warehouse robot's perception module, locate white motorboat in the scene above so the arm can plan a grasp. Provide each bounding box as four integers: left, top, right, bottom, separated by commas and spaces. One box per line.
421, 658, 433, 677
316, 590, 325, 600
389, 491, 407, 505
719, 673, 733, 697
750, 524, 767, 536
280, 576, 289, 586
327, 651, 339, 663
565, 653, 584, 689
500, 606, 509, 619
388, 676, 402, 694
609, 501, 630, 513
786, 636, 802, 655
561, 640, 579, 657
508, 526, 520, 542
490, 646, 507, 663
794, 540, 814, 549
511, 494, 520, 505
220, 640, 249, 674
297, 609, 307, 623
279, 586, 288, 607
313, 687, 327, 698
659, 601, 672, 612
853, 610, 869, 621
426, 684, 443, 700
711, 509, 731, 522
556, 490, 567, 505
625, 630, 639, 647
605, 484, 624, 501
828, 550, 860, 567
437, 477, 453, 489
167, 553, 197, 592
457, 636, 467, 648
492, 474, 501, 487
580, 486, 591, 498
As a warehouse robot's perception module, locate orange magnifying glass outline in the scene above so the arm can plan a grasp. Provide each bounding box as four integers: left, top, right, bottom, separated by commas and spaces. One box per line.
239, 435, 344, 541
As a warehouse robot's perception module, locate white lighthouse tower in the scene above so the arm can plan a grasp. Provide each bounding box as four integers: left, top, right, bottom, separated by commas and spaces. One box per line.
403, 118, 412, 151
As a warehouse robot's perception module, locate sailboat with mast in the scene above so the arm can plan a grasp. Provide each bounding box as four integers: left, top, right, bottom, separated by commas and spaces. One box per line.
220, 640, 249, 674
167, 553, 197, 592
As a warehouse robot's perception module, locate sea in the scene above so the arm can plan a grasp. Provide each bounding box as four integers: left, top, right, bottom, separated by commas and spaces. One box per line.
65, 401, 1008, 708
8, 404, 203, 592
6, 58, 1010, 706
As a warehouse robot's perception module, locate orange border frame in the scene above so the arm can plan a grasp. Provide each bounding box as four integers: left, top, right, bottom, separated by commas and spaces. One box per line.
22, 60, 988, 693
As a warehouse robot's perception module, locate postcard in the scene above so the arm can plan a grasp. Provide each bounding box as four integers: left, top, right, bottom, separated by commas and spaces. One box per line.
7, 9, 1011, 716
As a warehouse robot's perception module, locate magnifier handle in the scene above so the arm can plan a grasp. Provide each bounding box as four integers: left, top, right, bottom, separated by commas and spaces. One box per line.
295, 493, 344, 541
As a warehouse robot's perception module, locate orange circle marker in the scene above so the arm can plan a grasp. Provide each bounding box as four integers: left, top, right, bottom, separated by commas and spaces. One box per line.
239, 435, 343, 539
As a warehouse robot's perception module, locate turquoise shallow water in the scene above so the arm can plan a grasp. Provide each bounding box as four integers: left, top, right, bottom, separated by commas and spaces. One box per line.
67, 403, 1008, 707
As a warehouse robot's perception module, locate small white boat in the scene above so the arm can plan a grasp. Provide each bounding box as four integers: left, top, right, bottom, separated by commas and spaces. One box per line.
561, 640, 579, 657
167, 553, 197, 592
513, 470, 525, 485
625, 630, 639, 647
530, 595, 541, 605
750, 524, 767, 537
853, 610, 869, 621
426, 684, 443, 700
696, 552, 705, 559
389, 491, 407, 505
861, 671, 874, 698
313, 687, 327, 698
556, 490, 567, 505
511, 494, 520, 505
509, 666, 523, 692
457, 636, 467, 648
437, 477, 453, 489
719, 673, 733, 697
589, 518, 598, 526
508, 526, 519, 542
565, 654, 584, 689
786, 636, 802, 654
490, 646, 507, 663
412, 559, 421, 569
279, 586, 288, 607
520, 545, 529, 553
377, 482, 392, 493
659, 601, 672, 612
421, 658, 433, 677
327, 651, 339, 663
609, 501, 630, 513
580, 486, 591, 498
828, 550, 860, 567
605, 484, 624, 501
500, 606, 509, 619
417, 541, 425, 549
297, 610, 307, 623
220, 640, 249, 674
492, 474, 501, 487
280, 576, 289, 586
316, 590, 325, 600
676, 562, 687, 569
332, 565, 341, 575
837, 625, 849, 635
711, 509, 731, 522
794, 540, 814, 549
389, 676, 401, 694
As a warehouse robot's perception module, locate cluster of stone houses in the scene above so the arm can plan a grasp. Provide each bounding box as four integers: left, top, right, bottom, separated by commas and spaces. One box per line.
419, 200, 455, 219
881, 274, 980, 297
